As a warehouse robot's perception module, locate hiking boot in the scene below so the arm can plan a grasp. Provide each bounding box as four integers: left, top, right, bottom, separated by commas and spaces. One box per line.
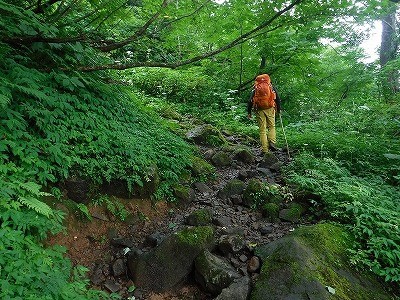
269, 142, 280, 151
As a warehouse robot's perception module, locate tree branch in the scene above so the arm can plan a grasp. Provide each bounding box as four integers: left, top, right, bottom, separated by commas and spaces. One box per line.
31, 0, 62, 13
78, 0, 303, 71
161, 0, 212, 29
97, 0, 170, 52
2, 35, 86, 46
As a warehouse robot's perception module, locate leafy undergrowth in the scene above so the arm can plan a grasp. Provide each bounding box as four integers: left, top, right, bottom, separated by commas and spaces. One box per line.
0, 49, 195, 299
129, 68, 400, 286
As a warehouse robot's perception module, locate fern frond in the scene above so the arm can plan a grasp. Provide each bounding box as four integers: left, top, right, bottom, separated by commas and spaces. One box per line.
18, 196, 52, 217
19, 182, 41, 195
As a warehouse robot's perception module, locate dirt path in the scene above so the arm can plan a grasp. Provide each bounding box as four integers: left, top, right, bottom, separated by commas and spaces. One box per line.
48, 135, 301, 299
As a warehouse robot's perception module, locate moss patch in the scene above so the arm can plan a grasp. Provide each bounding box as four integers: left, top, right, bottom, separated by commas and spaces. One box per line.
191, 156, 215, 179
252, 223, 393, 300
176, 226, 215, 247
186, 209, 213, 226
262, 202, 279, 221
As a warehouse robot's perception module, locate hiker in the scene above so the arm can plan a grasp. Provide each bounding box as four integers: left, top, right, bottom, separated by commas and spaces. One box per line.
247, 74, 281, 154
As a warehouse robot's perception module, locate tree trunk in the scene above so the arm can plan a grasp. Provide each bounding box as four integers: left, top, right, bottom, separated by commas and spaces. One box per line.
379, 4, 399, 95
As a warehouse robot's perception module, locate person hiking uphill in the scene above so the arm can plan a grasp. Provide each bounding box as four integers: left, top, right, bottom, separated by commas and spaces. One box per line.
247, 74, 281, 154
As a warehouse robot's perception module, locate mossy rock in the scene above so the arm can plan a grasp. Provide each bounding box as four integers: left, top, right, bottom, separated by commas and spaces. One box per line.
260, 152, 279, 168
242, 179, 263, 208
160, 106, 183, 121
262, 202, 280, 222
232, 146, 255, 164
128, 226, 215, 292
279, 202, 306, 222
186, 208, 213, 226
191, 156, 215, 178
211, 151, 233, 167
218, 179, 246, 200
173, 185, 195, 205
195, 250, 241, 295
186, 124, 227, 146
251, 223, 393, 300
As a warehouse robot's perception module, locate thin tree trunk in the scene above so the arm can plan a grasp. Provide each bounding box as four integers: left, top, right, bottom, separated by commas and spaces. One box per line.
379, 5, 399, 95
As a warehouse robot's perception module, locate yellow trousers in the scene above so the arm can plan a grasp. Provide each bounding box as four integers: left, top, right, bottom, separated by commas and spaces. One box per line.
255, 107, 276, 153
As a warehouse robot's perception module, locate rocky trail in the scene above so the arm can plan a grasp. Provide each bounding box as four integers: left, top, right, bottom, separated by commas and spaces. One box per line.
86, 128, 306, 300
49, 126, 394, 300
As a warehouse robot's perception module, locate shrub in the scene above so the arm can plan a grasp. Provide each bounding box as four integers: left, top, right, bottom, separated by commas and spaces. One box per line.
283, 153, 400, 282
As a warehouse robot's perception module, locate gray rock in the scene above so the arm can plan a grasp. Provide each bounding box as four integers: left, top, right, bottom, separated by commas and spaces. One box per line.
231, 194, 243, 205
104, 279, 121, 293
218, 234, 245, 255
259, 225, 273, 235
128, 226, 214, 292
259, 152, 279, 168
173, 185, 195, 204
213, 216, 233, 227
90, 265, 105, 285
194, 182, 213, 194
186, 124, 226, 146
214, 276, 251, 300
195, 250, 241, 295
242, 178, 263, 208
145, 232, 165, 247
238, 169, 249, 180
110, 237, 134, 248
218, 179, 246, 200
211, 151, 233, 167
185, 208, 213, 226
279, 203, 305, 222
112, 258, 126, 277
232, 148, 255, 164
251, 224, 393, 300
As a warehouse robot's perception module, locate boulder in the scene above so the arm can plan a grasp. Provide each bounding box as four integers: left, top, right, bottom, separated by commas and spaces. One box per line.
279, 202, 306, 222
261, 202, 280, 222
259, 152, 279, 169
211, 151, 233, 167
217, 179, 246, 200
251, 223, 393, 300
173, 185, 195, 205
214, 276, 251, 300
242, 178, 263, 207
190, 156, 215, 178
194, 250, 241, 295
186, 124, 226, 146
232, 147, 255, 164
185, 208, 213, 226
218, 234, 245, 255
127, 226, 215, 292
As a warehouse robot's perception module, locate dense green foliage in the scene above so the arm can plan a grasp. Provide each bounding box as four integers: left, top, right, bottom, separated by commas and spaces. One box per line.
0, 0, 399, 297
0, 2, 194, 297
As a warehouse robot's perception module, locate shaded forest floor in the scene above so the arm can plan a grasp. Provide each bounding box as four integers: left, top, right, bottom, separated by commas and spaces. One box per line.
47, 132, 310, 299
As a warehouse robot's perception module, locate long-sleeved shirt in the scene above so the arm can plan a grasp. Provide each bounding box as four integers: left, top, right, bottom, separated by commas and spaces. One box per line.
247, 86, 281, 115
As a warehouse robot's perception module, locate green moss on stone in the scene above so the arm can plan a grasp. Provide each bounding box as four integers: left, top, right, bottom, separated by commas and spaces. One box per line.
262, 202, 279, 221
191, 156, 215, 178
176, 226, 214, 247
252, 223, 392, 300
243, 178, 263, 207
187, 209, 213, 226
211, 151, 232, 167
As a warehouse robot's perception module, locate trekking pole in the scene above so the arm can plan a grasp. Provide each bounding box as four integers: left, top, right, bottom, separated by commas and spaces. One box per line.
279, 113, 291, 160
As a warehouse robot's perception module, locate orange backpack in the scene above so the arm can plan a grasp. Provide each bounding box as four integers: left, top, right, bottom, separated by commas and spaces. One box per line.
252, 74, 276, 110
